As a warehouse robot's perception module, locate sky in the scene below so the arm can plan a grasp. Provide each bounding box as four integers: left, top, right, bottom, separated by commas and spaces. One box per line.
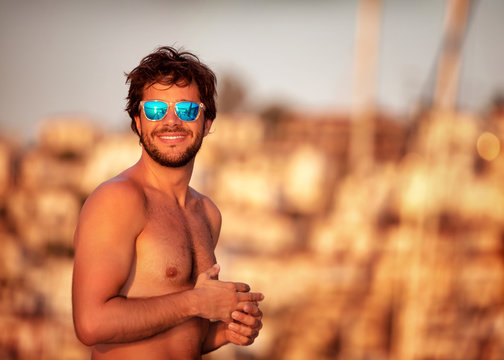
0, 0, 503, 141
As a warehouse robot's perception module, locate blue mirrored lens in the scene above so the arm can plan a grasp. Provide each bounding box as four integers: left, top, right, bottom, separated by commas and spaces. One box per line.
144, 101, 167, 120
175, 102, 200, 121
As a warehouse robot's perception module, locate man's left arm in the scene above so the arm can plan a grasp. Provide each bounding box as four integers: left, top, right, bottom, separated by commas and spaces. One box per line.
200, 196, 264, 353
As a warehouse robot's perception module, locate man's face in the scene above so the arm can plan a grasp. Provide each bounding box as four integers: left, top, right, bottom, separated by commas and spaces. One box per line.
134, 82, 212, 168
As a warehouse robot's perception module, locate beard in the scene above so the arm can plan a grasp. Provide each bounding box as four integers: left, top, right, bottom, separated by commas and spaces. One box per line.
140, 124, 204, 168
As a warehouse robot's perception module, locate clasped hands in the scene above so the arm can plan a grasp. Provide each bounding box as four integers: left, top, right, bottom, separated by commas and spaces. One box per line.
194, 264, 264, 346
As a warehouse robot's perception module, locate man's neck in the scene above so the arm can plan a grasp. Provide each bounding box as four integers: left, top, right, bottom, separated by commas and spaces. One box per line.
138, 150, 195, 207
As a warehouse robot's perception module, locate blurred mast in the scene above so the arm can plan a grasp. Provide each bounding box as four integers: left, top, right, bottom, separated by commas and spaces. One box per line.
349, 0, 382, 171
396, 2, 473, 360
434, 0, 472, 110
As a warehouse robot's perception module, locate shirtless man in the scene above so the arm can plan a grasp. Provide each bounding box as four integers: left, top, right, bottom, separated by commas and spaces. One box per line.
72, 46, 264, 359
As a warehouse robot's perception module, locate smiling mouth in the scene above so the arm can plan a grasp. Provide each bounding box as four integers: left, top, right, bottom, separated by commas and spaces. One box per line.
159, 135, 185, 140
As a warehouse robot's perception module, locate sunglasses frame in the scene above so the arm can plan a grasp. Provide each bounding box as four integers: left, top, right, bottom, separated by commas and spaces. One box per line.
139, 100, 206, 122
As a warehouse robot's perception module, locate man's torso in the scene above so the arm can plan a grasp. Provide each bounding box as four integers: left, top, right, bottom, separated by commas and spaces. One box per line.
91, 183, 218, 360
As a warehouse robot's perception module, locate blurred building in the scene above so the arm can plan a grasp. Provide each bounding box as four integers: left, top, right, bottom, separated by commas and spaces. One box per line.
1, 102, 504, 359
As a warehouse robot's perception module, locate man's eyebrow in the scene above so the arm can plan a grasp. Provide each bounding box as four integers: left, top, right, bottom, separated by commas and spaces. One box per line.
178, 99, 202, 103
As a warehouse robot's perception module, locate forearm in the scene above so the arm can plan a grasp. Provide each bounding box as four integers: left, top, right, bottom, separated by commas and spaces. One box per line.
74, 290, 199, 346
202, 321, 229, 354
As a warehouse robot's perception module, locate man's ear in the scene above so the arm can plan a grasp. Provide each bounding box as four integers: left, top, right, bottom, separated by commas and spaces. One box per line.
134, 116, 142, 136
203, 119, 213, 137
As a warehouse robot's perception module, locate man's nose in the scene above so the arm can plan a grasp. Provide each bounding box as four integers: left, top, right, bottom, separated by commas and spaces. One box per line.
162, 105, 182, 124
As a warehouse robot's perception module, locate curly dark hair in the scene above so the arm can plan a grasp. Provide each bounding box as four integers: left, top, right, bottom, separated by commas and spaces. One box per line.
125, 46, 217, 136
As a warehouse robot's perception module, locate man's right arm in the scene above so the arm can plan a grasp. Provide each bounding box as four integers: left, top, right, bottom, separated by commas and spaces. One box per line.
72, 179, 255, 346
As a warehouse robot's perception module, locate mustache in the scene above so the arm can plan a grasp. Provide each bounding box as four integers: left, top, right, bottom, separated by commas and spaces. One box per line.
151, 125, 192, 136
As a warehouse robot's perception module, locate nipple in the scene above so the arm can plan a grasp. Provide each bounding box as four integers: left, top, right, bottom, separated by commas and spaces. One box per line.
165, 266, 178, 278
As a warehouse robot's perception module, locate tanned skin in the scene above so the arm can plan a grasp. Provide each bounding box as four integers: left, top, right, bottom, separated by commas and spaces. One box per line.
72, 83, 264, 360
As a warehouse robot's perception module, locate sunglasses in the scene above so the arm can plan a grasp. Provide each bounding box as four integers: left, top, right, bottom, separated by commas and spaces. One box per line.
140, 100, 205, 122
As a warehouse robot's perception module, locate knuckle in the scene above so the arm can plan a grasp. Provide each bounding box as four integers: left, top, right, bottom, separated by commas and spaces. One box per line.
225, 283, 235, 291
243, 327, 253, 336
239, 314, 252, 325
247, 316, 258, 326
235, 282, 249, 292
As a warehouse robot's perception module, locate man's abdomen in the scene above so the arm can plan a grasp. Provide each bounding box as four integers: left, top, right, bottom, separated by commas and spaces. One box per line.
91, 318, 209, 360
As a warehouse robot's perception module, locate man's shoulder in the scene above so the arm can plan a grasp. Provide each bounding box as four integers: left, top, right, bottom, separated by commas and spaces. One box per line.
85, 173, 146, 211
189, 187, 222, 245
189, 187, 220, 217
76, 173, 147, 244
190, 188, 222, 248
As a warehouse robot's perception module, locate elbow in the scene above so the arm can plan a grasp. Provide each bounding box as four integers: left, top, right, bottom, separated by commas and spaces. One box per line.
75, 330, 97, 347
73, 313, 101, 346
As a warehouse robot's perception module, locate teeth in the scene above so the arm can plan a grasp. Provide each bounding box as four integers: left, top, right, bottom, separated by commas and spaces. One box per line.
160, 135, 184, 140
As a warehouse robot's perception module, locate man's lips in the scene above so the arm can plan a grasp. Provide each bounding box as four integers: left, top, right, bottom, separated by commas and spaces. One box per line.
154, 131, 190, 143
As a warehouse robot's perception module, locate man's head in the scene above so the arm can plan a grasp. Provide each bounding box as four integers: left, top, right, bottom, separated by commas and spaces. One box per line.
125, 46, 217, 137
135, 82, 208, 168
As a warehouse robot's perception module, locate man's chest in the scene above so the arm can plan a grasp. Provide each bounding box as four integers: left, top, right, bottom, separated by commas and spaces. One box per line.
125, 204, 217, 295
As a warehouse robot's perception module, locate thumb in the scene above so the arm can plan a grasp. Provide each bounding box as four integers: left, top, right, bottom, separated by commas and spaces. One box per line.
202, 263, 220, 280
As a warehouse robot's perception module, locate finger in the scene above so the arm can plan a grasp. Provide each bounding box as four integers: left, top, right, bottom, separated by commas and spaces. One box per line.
232, 311, 263, 329
232, 282, 250, 293
225, 328, 255, 346
237, 292, 264, 303
228, 322, 259, 338
235, 302, 262, 318
244, 303, 263, 317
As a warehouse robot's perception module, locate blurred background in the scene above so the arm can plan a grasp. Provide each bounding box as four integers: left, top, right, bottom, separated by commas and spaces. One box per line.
1, 0, 504, 359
